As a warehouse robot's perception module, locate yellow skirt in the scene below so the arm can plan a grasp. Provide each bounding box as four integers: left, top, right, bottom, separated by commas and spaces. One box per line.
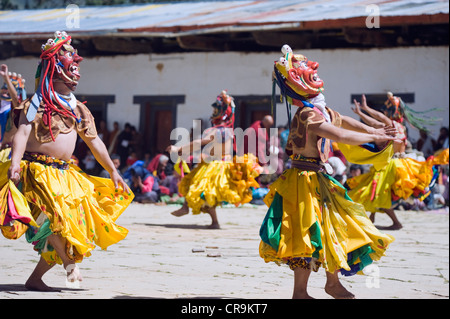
347, 156, 437, 212
179, 155, 261, 214
0, 159, 134, 265
259, 168, 394, 275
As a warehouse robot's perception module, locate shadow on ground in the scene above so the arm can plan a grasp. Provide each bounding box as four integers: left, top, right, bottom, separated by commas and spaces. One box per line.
0, 284, 87, 293
134, 222, 219, 230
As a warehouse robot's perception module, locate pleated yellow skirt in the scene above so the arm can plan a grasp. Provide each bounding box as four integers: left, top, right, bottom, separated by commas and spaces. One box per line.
346, 155, 439, 212
179, 155, 261, 214
259, 167, 394, 275
0, 159, 134, 265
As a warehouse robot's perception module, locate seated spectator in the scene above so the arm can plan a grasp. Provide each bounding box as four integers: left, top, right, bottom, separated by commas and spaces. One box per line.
129, 165, 160, 203
147, 154, 169, 181
250, 187, 269, 205
126, 151, 138, 168
159, 170, 185, 205
348, 164, 364, 178
158, 158, 189, 205
344, 164, 364, 190
99, 154, 123, 179
416, 129, 435, 158
147, 154, 173, 194
122, 160, 144, 183
435, 126, 449, 151
82, 149, 97, 175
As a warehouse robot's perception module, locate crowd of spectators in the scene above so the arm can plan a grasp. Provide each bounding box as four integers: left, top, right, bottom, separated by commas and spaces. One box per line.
72, 119, 448, 209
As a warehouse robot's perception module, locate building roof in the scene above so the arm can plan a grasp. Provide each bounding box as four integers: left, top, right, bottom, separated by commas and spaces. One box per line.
1, 0, 448, 36
0, 0, 448, 57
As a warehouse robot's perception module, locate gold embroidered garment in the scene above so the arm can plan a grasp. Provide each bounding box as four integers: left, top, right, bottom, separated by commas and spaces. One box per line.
260, 106, 394, 275
15, 98, 97, 143
0, 98, 132, 266
285, 106, 342, 162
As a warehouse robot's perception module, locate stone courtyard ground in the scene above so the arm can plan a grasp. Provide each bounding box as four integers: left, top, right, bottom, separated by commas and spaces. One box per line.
0, 203, 448, 301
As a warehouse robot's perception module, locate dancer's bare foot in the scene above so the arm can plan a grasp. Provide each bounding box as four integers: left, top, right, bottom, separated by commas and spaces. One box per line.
171, 202, 189, 217
205, 206, 220, 229
377, 223, 403, 230
25, 256, 58, 292
325, 282, 355, 299
207, 222, 220, 229
171, 207, 189, 217
25, 278, 60, 292
292, 291, 314, 299
380, 208, 402, 230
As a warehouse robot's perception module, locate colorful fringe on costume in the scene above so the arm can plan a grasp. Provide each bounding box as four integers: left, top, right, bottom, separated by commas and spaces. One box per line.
259, 156, 394, 276
0, 154, 133, 265
179, 154, 262, 214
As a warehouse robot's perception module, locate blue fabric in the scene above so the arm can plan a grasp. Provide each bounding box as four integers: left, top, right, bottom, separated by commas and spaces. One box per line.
123, 160, 145, 180
0, 109, 10, 141
360, 142, 380, 152
252, 187, 269, 199
280, 129, 289, 150
340, 263, 361, 276
340, 244, 375, 276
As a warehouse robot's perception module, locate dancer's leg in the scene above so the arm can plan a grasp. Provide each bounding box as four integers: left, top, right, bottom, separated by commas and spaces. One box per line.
206, 206, 220, 229
379, 208, 403, 230
171, 200, 189, 217
25, 257, 58, 292
292, 267, 313, 299
47, 234, 82, 282
324, 270, 355, 299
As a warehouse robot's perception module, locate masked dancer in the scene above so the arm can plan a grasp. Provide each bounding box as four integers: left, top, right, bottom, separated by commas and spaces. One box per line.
0, 31, 133, 291
259, 45, 396, 299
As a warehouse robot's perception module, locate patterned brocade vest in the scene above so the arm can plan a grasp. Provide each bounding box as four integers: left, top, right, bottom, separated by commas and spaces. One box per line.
285, 106, 342, 163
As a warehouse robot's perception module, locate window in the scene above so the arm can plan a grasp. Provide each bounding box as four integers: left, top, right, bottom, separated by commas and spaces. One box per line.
134, 95, 185, 156
233, 95, 277, 130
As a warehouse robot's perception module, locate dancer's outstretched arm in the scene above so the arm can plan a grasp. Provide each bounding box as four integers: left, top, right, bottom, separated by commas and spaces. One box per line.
166, 135, 214, 157
356, 94, 392, 126
310, 120, 396, 146
0, 64, 20, 109
351, 97, 385, 129
340, 113, 397, 138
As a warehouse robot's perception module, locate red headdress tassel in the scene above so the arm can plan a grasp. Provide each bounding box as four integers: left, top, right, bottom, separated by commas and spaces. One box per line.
39, 37, 77, 141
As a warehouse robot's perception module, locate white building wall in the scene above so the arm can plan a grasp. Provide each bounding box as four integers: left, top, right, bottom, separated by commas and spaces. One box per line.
2, 45, 448, 144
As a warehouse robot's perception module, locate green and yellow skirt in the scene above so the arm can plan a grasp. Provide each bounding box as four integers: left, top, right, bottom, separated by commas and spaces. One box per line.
0, 152, 134, 265
259, 157, 394, 276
